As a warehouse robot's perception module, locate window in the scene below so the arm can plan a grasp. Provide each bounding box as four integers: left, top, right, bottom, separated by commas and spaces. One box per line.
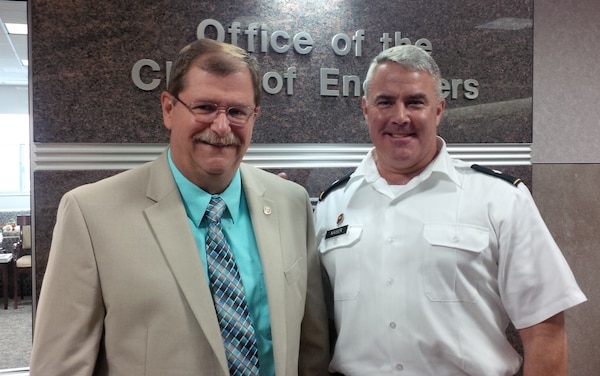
0, 114, 30, 210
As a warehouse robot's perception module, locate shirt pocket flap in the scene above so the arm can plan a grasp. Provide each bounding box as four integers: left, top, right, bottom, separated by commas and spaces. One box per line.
320, 225, 363, 253
423, 224, 488, 253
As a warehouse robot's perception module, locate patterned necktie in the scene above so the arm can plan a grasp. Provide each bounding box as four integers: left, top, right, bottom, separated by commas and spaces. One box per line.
205, 196, 260, 376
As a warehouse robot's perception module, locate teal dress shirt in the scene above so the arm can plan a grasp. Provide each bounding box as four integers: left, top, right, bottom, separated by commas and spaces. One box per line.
168, 150, 274, 375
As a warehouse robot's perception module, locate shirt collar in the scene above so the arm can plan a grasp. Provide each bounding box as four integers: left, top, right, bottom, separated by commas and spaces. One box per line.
167, 148, 242, 227
350, 137, 462, 190
418, 137, 462, 187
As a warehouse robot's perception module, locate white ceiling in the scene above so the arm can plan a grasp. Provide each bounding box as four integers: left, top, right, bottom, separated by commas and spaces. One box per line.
0, 0, 28, 115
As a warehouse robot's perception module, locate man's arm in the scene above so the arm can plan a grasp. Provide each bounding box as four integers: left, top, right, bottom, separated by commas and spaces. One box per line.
298, 193, 331, 376
518, 312, 568, 376
30, 192, 105, 375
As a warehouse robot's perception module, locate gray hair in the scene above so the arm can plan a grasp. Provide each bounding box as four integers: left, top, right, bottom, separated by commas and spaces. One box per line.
362, 45, 442, 100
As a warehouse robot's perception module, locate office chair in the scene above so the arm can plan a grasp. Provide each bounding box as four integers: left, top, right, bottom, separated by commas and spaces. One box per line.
13, 215, 31, 309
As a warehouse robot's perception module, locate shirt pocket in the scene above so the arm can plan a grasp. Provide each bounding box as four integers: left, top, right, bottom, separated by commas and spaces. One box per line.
422, 223, 489, 302
319, 225, 362, 301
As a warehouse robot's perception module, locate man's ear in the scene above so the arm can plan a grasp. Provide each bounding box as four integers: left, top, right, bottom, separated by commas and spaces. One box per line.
160, 91, 175, 130
361, 96, 369, 123
435, 98, 446, 129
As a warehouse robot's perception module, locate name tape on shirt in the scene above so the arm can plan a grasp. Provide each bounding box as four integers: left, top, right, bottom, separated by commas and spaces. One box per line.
325, 225, 348, 239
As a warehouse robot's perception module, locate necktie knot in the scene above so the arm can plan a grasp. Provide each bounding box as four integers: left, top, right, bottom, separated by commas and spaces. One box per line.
206, 196, 226, 223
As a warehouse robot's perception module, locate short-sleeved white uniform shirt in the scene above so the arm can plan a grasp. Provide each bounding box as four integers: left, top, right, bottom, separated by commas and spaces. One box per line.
314, 139, 586, 376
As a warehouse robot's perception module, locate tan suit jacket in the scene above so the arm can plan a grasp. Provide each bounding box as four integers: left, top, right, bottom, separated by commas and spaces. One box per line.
30, 152, 330, 376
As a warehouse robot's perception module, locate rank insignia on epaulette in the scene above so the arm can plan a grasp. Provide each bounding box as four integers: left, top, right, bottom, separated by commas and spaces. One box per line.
471, 164, 522, 186
319, 173, 352, 201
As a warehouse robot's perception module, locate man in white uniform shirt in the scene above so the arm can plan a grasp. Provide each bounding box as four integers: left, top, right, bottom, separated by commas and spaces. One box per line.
314, 45, 586, 376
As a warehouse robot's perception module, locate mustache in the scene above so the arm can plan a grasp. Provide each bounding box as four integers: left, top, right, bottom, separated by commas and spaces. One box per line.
193, 132, 242, 147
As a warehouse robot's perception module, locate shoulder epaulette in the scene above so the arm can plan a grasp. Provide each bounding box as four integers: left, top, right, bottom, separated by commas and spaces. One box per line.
319, 173, 352, 201
471, 164, 522, 186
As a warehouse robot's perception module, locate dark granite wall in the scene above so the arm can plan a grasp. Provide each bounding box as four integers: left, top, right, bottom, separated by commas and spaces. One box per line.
32, 0, 532, 145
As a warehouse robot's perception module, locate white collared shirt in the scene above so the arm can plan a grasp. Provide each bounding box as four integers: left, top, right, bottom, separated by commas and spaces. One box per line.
314, 139, 586, 376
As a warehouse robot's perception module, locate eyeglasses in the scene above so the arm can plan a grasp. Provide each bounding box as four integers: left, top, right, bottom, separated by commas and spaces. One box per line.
170, 93, 257, 127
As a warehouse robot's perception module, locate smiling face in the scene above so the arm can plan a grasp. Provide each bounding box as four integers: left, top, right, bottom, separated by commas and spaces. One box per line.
362, 62, 445, 185
161, 65, 259, 194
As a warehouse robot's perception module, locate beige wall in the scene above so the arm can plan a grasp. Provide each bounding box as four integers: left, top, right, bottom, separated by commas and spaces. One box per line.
533, 0, 600, 374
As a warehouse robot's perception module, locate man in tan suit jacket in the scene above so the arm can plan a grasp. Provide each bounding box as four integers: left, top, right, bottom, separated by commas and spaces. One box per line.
30, 39, 330, 376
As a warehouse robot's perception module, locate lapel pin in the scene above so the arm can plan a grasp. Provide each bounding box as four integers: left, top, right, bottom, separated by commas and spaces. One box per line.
337, 213, 344, 225
263, 206, 272, 215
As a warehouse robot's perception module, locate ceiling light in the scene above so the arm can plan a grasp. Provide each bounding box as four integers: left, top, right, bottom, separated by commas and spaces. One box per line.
6, 23, 28, 35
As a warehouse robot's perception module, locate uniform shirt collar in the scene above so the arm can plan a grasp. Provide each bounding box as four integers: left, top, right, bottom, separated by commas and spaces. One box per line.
351, 137, 462, 190
167, 148, 242, 227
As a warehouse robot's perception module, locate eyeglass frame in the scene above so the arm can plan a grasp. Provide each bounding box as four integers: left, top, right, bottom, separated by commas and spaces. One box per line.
169, 92, 258, 127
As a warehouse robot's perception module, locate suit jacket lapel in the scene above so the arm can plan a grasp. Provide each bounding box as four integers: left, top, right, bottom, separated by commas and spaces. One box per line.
240, 164, 288, 374
144, 152, 229, 374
